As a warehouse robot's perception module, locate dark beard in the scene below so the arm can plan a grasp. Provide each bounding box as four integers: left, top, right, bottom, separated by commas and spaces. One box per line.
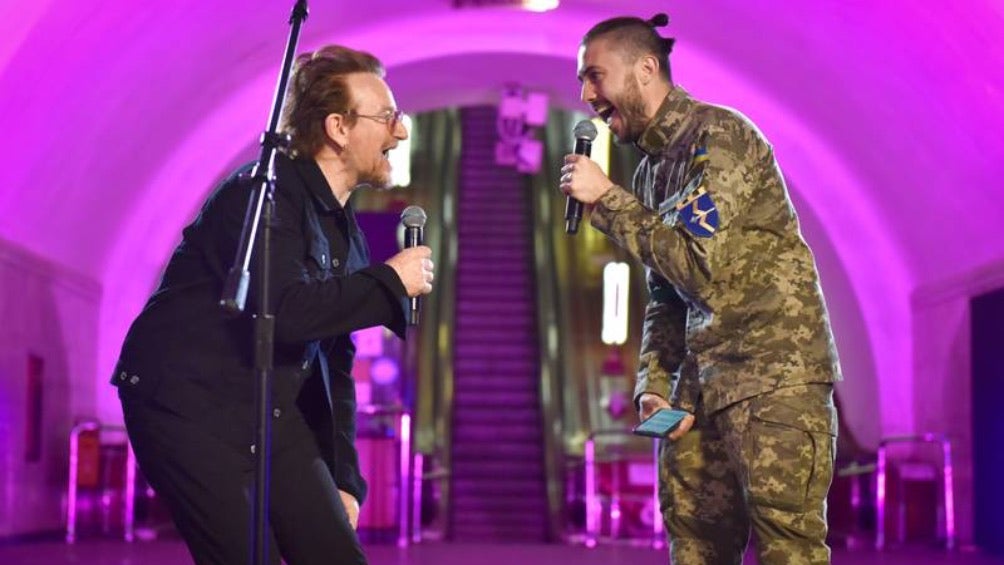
615, 76, 648, 144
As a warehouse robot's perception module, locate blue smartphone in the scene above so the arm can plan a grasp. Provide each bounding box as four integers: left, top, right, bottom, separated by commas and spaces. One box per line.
632, 408, 689, 438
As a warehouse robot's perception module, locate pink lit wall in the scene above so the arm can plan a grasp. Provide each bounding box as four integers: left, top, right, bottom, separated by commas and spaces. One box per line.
0, 241, 100, 534
1, 0, 1002, 541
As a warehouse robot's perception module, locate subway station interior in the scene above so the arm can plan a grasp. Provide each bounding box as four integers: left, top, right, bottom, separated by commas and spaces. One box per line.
1, 0, 1002, 563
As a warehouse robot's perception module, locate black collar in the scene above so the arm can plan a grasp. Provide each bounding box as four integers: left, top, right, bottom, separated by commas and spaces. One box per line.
289, 155, 343, 213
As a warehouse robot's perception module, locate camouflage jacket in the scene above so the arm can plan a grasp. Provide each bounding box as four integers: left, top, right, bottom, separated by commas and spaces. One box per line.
591, 86, 842, 415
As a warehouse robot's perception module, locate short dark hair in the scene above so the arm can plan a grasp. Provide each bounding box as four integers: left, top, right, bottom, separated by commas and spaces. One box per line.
280, 45, 385, 158
582, 14, 675, 82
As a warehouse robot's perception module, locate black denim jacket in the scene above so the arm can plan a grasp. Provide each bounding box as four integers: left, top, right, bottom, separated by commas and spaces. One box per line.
113, 153, 407, 504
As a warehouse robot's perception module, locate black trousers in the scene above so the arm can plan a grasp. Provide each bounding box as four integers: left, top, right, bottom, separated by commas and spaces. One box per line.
121, 390, 366, 565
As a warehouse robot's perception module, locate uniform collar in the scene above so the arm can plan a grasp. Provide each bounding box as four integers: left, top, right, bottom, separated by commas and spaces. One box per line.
636, 85, 696, 157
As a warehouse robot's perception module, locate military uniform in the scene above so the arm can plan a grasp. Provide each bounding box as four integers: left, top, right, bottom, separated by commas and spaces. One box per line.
591, 86, 841, 564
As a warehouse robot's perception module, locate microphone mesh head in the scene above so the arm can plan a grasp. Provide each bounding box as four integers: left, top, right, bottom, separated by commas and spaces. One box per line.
573, 120, 598, 141
401, 205, 427, 228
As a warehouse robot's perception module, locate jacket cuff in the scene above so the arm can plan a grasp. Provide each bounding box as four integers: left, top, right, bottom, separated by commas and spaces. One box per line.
359, 263, 409, 339
590, 185, 636, 234
336, 468, 369, 507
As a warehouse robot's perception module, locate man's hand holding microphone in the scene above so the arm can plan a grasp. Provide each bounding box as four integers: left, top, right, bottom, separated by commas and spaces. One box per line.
386, 206, 434, 325
385, 247, 434, 298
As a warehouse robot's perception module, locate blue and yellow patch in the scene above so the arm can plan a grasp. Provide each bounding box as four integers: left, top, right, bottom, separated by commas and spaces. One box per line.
690, 145, 709, 169
675, 186, 719, 238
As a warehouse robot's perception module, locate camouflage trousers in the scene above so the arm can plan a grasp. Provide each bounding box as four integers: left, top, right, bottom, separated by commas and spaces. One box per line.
659, 383, 837, 565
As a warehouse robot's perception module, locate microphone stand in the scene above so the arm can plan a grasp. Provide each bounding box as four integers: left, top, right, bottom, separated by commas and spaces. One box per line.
218, 2, 308, 564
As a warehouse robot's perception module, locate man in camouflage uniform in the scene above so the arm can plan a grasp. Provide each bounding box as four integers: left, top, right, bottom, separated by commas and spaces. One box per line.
561, 14, 842, 565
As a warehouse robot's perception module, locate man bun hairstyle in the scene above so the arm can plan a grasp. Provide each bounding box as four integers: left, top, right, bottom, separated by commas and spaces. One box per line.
647, 13, 670, 28
583, 13, 675, 82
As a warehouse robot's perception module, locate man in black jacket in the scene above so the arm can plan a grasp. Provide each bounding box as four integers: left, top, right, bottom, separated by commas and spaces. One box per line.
111, 45, 434, 565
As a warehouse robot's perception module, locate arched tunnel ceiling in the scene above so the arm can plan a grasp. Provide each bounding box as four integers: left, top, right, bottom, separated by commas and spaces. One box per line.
1, 1, 1002, 434
3, 1, 1001, 283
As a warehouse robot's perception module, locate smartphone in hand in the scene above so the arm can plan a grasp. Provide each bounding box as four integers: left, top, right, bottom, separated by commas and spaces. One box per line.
631, 408, 689, 438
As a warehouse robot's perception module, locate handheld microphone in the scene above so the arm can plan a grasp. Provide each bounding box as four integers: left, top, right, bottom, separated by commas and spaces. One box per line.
565, 120, 599, 235
400, 205, 427, 326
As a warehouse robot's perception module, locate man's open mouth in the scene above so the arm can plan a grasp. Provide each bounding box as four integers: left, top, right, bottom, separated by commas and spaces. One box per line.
594, 103, 615, 124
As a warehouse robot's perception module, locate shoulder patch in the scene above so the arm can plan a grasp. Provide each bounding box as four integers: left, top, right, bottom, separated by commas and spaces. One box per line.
680, 139, 710, 197
675, 186, 719, 238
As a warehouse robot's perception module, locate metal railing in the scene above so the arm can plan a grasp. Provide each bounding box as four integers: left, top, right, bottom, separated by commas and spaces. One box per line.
583, 429, 663, 549
875, 433, 955, 550
66, 421, 135, 543
66, 409, 420, 546
357, 405, 419, 546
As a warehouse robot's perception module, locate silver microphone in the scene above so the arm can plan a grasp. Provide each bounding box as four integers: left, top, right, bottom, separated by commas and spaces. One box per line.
565, 120, 598, 234
400, 206, 427, 325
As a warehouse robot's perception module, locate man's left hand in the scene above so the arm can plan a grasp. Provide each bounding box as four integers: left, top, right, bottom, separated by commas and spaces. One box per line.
638, 393, 696, 442
339, 489, 360, 530
560, 154, 614, 204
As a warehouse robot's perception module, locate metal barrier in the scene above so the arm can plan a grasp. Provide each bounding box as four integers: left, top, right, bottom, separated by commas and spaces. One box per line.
67, 409, 418, 546
829, 459, 876, 548
66, 421, 136, 543
875, 433, 955, 550
583, 429, 663, 549
357, 405, 418, 546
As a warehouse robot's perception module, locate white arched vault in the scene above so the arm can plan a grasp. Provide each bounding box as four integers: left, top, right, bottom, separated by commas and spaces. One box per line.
98, 11, 909, 446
